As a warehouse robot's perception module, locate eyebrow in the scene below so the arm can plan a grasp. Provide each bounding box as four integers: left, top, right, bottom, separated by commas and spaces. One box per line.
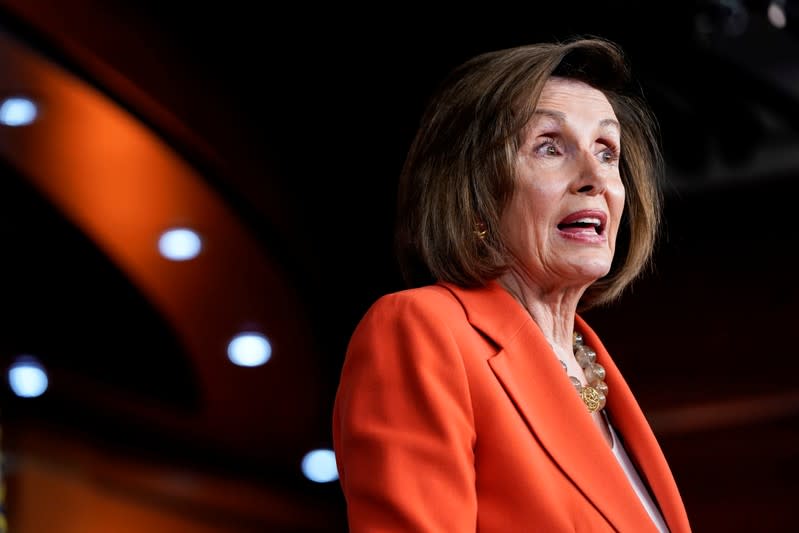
532, 109, 620, 132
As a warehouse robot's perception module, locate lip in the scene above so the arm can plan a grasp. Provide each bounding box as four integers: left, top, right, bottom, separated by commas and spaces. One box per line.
556, 209, 608, 242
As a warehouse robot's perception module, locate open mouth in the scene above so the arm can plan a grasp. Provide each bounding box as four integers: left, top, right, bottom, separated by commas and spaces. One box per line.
557, 212, 606, 235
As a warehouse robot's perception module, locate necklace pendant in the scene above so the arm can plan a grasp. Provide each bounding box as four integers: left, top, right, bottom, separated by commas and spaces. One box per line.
580, 386, 602, 413
571, 330, 608, 413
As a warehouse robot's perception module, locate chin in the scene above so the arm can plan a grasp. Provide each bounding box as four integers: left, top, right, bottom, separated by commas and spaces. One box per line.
572, 259, 612, 281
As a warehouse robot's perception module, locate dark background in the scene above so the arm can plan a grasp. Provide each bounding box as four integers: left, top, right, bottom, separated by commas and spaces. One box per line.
0, 1, 796, 531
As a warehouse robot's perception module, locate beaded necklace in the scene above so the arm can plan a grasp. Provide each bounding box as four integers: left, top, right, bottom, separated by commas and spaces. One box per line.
502, 284, 609, 413
559, 331, 608, 413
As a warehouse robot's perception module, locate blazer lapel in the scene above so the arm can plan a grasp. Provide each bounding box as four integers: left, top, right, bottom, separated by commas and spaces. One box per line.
441, 281, 663, 532
577, 317, 692, 533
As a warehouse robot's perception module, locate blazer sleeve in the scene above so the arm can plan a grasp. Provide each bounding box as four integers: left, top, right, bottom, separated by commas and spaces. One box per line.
332, 291, 477, 532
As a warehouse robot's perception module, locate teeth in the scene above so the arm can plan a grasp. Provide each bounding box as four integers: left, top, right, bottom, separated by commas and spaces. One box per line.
575, 217, 601, 226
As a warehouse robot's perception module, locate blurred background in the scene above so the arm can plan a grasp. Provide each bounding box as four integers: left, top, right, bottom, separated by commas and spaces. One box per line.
0, 0, 796, 531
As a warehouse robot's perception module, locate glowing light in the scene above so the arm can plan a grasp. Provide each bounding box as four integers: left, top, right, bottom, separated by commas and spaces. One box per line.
301, 449, 338, 483
768, 1, 787, 28
158, 227, 202, 261
227, 332, 272, 367
8, 356, 48, 397
0, 97, 38, 126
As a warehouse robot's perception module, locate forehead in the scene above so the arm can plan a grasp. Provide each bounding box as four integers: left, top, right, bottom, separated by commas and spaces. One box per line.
535, 77, 617, 121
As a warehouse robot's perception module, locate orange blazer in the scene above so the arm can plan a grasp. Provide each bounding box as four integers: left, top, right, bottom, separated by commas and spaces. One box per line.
333, 280, 691, 532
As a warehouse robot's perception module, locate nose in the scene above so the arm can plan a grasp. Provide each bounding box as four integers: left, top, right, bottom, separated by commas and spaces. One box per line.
572, 148, 607, 196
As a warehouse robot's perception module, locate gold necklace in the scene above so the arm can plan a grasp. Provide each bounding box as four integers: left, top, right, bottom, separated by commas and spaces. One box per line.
559, 331, 608, 413
502, 284, 609, 413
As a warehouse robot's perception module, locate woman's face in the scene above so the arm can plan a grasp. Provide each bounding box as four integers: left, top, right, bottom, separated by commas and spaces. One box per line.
500, 76, 625, 292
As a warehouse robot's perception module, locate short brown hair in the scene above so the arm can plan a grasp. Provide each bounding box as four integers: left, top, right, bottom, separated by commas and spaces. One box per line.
394, 36, 663, 309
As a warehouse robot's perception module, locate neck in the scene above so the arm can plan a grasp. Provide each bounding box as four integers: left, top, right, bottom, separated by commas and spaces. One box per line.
496, 270, 587, 352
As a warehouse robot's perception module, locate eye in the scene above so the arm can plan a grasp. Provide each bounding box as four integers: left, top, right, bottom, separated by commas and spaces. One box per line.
534, 137, 562, 157
598, 144, 620, 164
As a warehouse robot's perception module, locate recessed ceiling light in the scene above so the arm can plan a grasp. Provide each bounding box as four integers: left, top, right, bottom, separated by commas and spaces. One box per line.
301, 448, 338, 483
8, 355, 48, 398
158, 227, 202, 261
227, 332, 272, 367
0, 96, 38, 126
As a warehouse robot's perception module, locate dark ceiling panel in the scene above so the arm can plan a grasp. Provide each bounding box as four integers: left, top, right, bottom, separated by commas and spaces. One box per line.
0, 156, 200, 412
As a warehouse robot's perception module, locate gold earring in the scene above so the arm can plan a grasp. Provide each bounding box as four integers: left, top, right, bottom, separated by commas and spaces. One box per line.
474, 221, 487, 240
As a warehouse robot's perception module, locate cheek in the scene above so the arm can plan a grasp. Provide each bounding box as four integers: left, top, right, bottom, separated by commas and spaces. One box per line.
609, 181, 626, 237
501, 193, 546, 247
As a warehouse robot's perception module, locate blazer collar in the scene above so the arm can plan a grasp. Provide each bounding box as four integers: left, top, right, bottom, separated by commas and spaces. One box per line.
439, 280, 690, 533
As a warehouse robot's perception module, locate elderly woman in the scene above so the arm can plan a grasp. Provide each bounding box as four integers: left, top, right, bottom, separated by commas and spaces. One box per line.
332, 37, 692, 532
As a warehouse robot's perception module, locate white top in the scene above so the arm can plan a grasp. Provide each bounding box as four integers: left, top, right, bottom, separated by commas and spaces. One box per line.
607, 420, 670, 533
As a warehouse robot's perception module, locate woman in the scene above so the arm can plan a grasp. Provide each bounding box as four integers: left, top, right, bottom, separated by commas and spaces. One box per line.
332, 36, 691, 532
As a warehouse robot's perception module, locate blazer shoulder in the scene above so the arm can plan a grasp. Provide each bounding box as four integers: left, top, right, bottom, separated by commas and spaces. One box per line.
366, 284, 465, 319
347, 285, 469, 344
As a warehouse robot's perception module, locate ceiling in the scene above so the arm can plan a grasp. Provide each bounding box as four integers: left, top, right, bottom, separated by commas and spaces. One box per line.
0, 1, 797, 531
